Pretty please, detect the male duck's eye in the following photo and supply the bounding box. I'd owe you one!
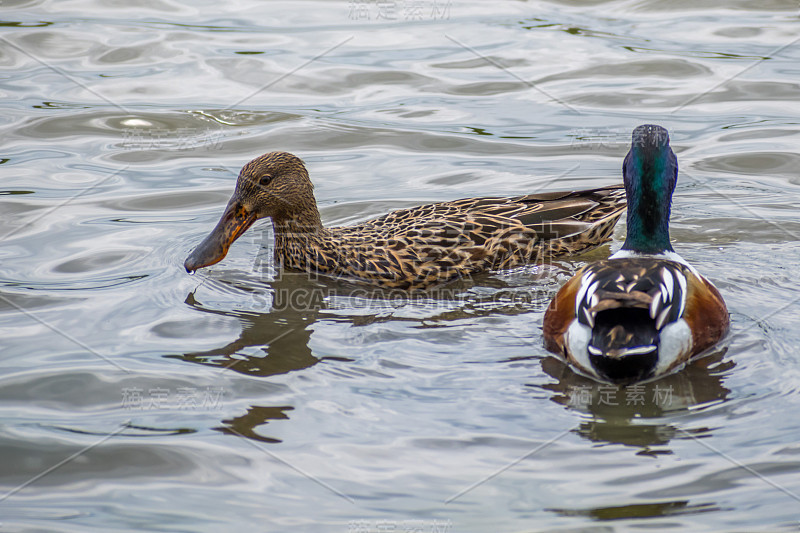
[259,175,273,186]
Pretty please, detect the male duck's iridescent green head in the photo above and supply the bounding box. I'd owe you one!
[620,124,678,255]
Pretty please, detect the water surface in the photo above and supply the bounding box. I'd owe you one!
[1,0,800,531]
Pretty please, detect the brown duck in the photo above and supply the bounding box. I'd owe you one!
[184,152,627,290]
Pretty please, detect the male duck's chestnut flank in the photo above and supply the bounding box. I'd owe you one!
[185,152,627,290]
[543,125,729,384]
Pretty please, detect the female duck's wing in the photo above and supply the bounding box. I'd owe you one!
[357,185,625,243]
[454,185,625,236]
[329,215,533,289]
[324,186,626,289]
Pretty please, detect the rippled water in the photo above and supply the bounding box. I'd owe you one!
[2,0,800,531]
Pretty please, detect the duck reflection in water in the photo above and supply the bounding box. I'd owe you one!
[177,258,559,442]
[540,354,729,523]
[538,348,733,454]
[548,500,721,522]
[176,266,335,377]
[176,265,476,442]
[174,270,332,443]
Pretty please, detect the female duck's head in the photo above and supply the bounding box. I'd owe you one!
[621,125,678,255]
[184,151,320,273]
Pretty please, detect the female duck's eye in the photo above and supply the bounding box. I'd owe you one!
[259,175,273,186]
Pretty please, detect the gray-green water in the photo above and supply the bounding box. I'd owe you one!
[2,1,800,531]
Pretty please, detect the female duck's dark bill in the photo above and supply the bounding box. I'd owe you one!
[184,202,258,273]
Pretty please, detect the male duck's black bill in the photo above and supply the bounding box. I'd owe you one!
[184,201,258,273]
[589,351,657,385]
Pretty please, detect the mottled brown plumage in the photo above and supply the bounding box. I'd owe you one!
[185,151,627,289]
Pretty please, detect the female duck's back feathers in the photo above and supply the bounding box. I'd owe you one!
[185,151,626,289]
[312,187,626,289]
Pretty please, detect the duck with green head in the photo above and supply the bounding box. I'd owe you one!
[185,151,627,290]
[543,124,729,384]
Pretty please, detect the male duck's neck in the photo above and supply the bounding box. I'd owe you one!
[621,157,674,255]
[620,205,672,254]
